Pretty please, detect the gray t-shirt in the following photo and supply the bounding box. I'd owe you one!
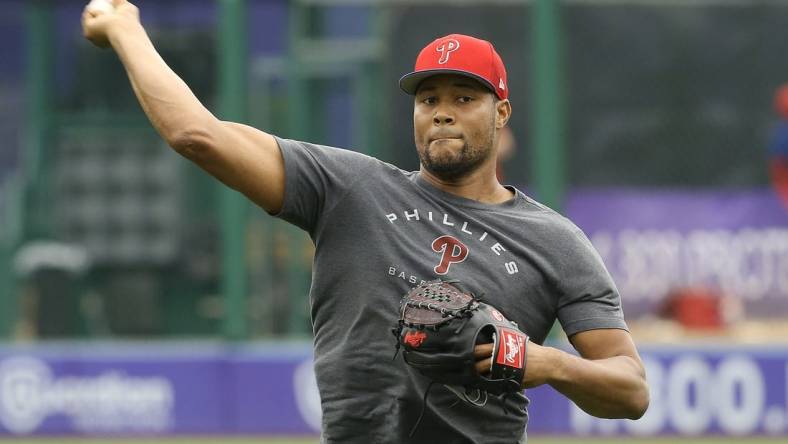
[273,137,628,444]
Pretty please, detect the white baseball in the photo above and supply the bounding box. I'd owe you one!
[86,0,114,14]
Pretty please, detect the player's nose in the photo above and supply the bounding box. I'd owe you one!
[433,111,455,125]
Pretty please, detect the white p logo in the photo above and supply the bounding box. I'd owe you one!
[436,39,460,64]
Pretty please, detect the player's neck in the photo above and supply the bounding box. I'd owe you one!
[419,165,514,204]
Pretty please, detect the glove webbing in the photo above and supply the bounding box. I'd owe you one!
[392,292,477,360]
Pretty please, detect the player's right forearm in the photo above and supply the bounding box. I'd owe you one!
[107,21,219,147]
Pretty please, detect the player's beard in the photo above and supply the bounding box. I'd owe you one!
[419,119,496,182]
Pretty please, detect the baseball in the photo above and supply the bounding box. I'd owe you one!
[86,0,114,14]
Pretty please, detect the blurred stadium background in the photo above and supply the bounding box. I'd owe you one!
[1,0,788,442]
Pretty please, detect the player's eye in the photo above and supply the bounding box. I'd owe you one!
[458,96,473,103]
[422,96,437,105]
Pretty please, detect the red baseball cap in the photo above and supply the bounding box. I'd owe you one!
[399,34,508,100]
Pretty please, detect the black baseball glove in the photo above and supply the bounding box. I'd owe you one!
[393,279,529,396]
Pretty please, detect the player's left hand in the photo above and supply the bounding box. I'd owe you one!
[396,280,528,395]
[474,341,554,389]
[473,343,494,374]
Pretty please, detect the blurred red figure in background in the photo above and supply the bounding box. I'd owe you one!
[769,84,788,208]
[495,126,516,182]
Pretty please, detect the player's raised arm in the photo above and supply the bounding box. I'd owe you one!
[81,0,285,213]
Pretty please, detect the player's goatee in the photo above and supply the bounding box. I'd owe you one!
[420,141,485,180]
[420,128,497,181]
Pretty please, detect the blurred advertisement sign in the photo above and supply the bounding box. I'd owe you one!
[566,189,788,318]
[0,356,173,434]
[0,344,317,436]
[532,347,788,437]
[0,343,784,437]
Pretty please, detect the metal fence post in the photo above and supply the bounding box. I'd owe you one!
[531,0,566,210]
[217,0,249,340]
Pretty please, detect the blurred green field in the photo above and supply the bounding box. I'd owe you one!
[0,437,786,444]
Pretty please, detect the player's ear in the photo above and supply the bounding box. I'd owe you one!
[495,99,511,129]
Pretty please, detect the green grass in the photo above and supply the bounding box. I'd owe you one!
[0,437,785,444]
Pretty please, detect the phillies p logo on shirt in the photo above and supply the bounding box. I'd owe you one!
[431,235,468,274]
[436,39,460,64]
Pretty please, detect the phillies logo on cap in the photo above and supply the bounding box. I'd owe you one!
[436,39,460,64]
[399,33,509,100]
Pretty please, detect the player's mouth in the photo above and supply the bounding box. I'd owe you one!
[429,133,463,144]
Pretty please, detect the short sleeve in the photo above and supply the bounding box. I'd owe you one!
[273,136,377,234]
[554,226,629,338]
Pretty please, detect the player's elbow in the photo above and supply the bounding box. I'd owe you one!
[625,378,650,420]
[168,127,216,161]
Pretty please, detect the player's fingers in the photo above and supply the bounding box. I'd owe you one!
[473,343,493,359]
[475,358,492,375]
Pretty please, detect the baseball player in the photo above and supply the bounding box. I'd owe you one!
[82,1,649,442]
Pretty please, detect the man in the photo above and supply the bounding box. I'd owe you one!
[82,2,648,442]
